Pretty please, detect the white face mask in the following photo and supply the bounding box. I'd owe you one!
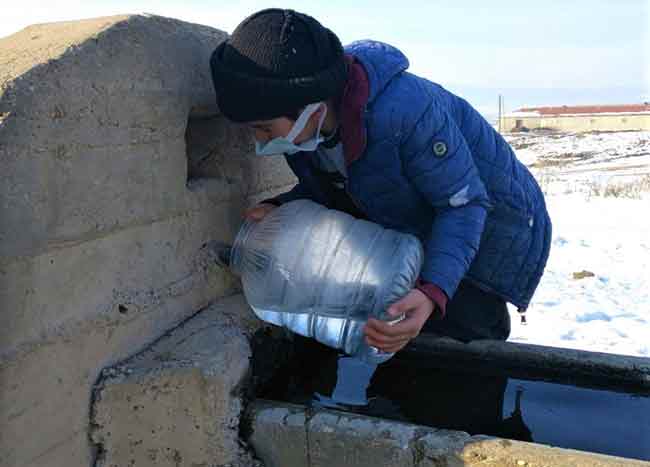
[254,102,327,156]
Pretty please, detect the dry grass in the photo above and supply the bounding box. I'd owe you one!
[535,171,650,200]
[535,170,560,196]
[530,158,571,169]
[529,151,599,170]
[521,130,650,200]
[585,175,650,200]
[510,141,534,150]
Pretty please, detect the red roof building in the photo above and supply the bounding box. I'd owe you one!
[516,104,650,115]
[502,104,650,133]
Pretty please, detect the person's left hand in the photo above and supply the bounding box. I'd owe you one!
[364,288,435,353]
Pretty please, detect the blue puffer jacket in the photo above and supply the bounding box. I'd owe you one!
[272,40,552,309]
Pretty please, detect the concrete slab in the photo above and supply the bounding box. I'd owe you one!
[248,400,650,467]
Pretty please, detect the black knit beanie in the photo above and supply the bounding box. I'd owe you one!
[210,9,348,122]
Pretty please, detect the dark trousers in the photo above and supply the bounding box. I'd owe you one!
[422,280,511,342]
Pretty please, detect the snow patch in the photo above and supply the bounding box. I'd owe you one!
[504,131,650,357]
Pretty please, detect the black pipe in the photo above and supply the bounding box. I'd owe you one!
[402,336,650,391]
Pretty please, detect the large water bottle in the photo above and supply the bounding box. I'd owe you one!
[225,199,424,364]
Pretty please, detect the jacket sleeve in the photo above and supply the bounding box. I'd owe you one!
[400,100,491,299]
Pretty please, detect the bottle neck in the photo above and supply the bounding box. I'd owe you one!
[229,218,256,276]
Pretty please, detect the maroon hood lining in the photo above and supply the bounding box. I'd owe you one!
[339,54,370,165]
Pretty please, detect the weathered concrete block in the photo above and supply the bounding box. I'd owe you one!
[1,302,199,467]
[248,401,649,467]
[410,430,468,467]
[0,14,296,467]
[0,15,217,258]
[1,196,242,354]
[308,411,419,467]
[0,14,296,260]
[90,294,260,467]
[247,401,310,467]
[453,436,650,467]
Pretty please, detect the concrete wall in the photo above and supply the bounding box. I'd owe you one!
[0,15,295,467]
[501,113,650,133]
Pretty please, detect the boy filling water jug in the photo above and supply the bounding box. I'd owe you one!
[223,199,424,365]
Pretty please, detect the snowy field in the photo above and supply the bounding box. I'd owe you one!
[503,130,650,357]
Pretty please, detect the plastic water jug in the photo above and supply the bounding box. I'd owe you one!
[223,199,424,364]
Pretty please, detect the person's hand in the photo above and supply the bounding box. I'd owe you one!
[364,288,434,353]
[245,203,276,221]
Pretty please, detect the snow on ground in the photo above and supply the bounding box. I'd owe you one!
[503,130,650,357]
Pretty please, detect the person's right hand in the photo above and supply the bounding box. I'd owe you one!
[245,203,276,221]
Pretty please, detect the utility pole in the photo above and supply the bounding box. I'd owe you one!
[498,94,503,133]
[499,94,506,133]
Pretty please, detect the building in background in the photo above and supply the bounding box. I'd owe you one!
[500,104,650,133]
